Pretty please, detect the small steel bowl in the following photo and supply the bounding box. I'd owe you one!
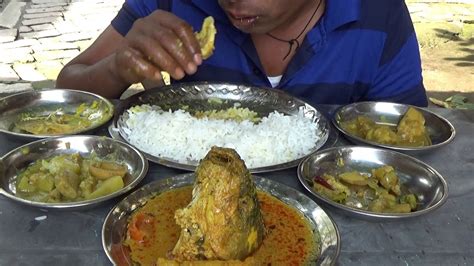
[102,173,341,265]
[0,135,148,209]
[297,146,448,221]
[0,89,114,141]
[332,102,455,153]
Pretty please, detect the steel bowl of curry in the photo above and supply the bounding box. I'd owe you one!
[0,135,148,209]
[0,89,114,141]
[298,146,448,221]
[102,173,341,265]
[332,101,455,153]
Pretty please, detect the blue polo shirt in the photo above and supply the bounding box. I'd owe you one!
[111,0,428,107]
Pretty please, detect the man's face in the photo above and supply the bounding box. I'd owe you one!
[218,0,310,34]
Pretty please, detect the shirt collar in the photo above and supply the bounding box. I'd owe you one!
[323,0,361,32]
[190,0,229,25]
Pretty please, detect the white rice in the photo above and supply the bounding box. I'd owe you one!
[122,104,320,168]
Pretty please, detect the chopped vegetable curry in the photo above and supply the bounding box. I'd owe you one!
[312,165,418,213]
[194,106,261,123]
[124,186,318,265]
[12,101,110,135]
[341,107,431,147]
[16,153,129,202]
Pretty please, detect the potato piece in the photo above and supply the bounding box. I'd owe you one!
[89,162,127,180]
[35,174,54,192]
[386,203,412,213]
[85,176,124,200]
[17,175,36,193]
[79,176,97,198]
[55,170,81,200]
[313,174,350,203]
[372,165,401,195]
[339,171,368,186]
[368,199,386,212]
[397,107,431,146]
[100,161,126,171]
[366,126,399,145]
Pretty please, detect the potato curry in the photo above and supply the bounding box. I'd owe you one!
[341,107,431,147]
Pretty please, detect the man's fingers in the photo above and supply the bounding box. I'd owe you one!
[121,11,205,83]
[150,11,202,65]
[116,47,162,83]
[129,34,185,80]
[151,29,197,75]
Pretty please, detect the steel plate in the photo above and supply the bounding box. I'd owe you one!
[0,89,114,141]
[109,82,330,173]
[0,135,148,209]
[332,101,455,154]
[298,146,448,221]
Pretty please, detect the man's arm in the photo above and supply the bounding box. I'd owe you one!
[57,10,203,98]
[56,26,131,98]
[368,1,428,107]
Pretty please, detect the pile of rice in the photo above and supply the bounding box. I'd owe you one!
[122,104,320,168]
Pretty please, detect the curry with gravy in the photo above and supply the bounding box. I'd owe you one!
[124,186,319,265]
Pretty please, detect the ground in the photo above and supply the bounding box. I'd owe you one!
[0,0,473,106]
[410,0,474,104]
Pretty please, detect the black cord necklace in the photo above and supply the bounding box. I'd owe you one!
[266,0,323,60]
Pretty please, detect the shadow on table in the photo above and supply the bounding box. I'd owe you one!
[434,28,474,68]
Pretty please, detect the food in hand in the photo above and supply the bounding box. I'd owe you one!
[195,16,216,59]
[159,17,217,84]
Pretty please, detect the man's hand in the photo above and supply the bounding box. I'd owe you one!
[113,10,203,84]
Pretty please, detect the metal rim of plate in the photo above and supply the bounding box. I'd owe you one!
[109,82,331,173]
[297,146,449,220]
[102,173,341,265]
[0,88,114,140]
[332,101,456,153]
[0,135,149,209]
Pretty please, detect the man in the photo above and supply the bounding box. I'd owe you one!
[56,0,428,106]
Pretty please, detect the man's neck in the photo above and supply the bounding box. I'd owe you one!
[266,0,325,41]
[249,0,326,76]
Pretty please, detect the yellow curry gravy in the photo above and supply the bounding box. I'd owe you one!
[124,186,319,265]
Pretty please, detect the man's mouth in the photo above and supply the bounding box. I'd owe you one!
[227,12,259,29]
